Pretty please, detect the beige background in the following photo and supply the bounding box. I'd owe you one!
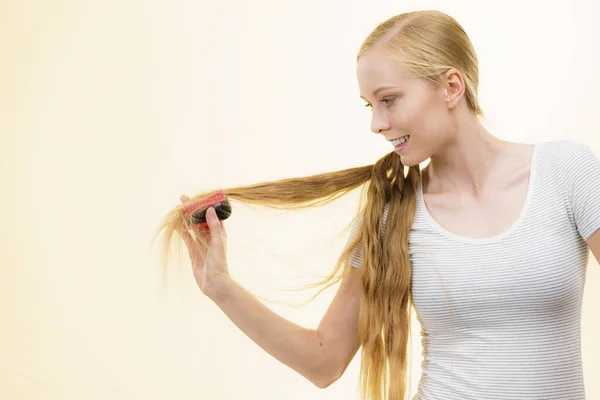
[2,0,599,399]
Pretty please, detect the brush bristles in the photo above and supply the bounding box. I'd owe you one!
[182,189,225,215]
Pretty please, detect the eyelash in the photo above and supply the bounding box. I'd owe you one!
[364,97,396,111]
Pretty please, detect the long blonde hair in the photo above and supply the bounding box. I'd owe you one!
[153,10,483,400]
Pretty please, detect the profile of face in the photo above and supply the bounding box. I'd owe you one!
[356,48,461,167]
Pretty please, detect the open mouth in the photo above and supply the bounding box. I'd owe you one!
[392,135,410,151]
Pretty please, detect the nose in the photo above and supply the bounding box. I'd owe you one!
[370,109,391,134]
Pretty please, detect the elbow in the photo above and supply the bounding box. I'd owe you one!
[307,330,347,389]
[314,376,337,389]
[313,375,337,389]
[310,361,342,389]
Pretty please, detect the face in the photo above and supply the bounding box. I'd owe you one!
[356,48,458,166]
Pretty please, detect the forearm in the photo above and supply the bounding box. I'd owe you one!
[208,277,335,388]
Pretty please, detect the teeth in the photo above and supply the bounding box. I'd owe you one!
[391,136,409,146]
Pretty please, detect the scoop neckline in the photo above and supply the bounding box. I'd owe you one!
[417,142,540,245]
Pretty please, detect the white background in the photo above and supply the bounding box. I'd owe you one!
[1,0,599,399]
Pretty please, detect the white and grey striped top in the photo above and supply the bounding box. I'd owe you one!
[346,140,600,399]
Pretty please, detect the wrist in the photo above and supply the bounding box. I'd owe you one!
[204,274,234,302]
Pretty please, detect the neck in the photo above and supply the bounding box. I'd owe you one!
[423,114,511,198]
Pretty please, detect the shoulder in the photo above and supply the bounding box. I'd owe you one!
[535,139,598,177]
[541,138,600,205]
[562,139,599,163]
[540,138,597,161]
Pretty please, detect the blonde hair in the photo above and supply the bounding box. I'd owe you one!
[153,10,483,400]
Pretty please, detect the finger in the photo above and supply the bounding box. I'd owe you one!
[206,207,223,247]
[180,227,207,263]
[177,219,198,243]
[189,220,211,236]
[176,195,189,210]
[176,225,193,246]
[191,227,211,247]
[220,220,227,238]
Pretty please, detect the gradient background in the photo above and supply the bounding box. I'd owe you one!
[2,0,599,399]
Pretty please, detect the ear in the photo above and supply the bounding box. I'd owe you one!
[441,68,465,110]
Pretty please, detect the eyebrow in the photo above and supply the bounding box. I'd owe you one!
[360,86,399,101]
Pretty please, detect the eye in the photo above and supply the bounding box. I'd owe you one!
[363,97,396,111]
[380,97,396,106]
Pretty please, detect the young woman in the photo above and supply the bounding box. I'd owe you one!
[158,10,600,400]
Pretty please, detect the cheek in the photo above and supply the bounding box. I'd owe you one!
[393,99,424,128]
[419,101,450,137]
[423,109,448,135]
[395,97,439,134]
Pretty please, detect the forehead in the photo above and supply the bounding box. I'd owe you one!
[356,51,410,82]
[356,50,413,91]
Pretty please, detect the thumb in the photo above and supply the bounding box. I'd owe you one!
[207,207,223,246]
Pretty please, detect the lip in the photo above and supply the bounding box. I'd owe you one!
[395,137,409,153]
[387,135,409,142]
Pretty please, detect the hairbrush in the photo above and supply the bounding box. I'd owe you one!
[181,189,232,231]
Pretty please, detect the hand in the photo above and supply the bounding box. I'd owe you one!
[177,195,230,297]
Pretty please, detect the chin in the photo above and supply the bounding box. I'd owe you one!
[399,153,428,168]
[399,155,418,167]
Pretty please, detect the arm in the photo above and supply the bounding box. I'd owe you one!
[209,265,362,388]
[587,229,600,264]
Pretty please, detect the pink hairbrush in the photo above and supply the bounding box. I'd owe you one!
[182,189,232,231]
